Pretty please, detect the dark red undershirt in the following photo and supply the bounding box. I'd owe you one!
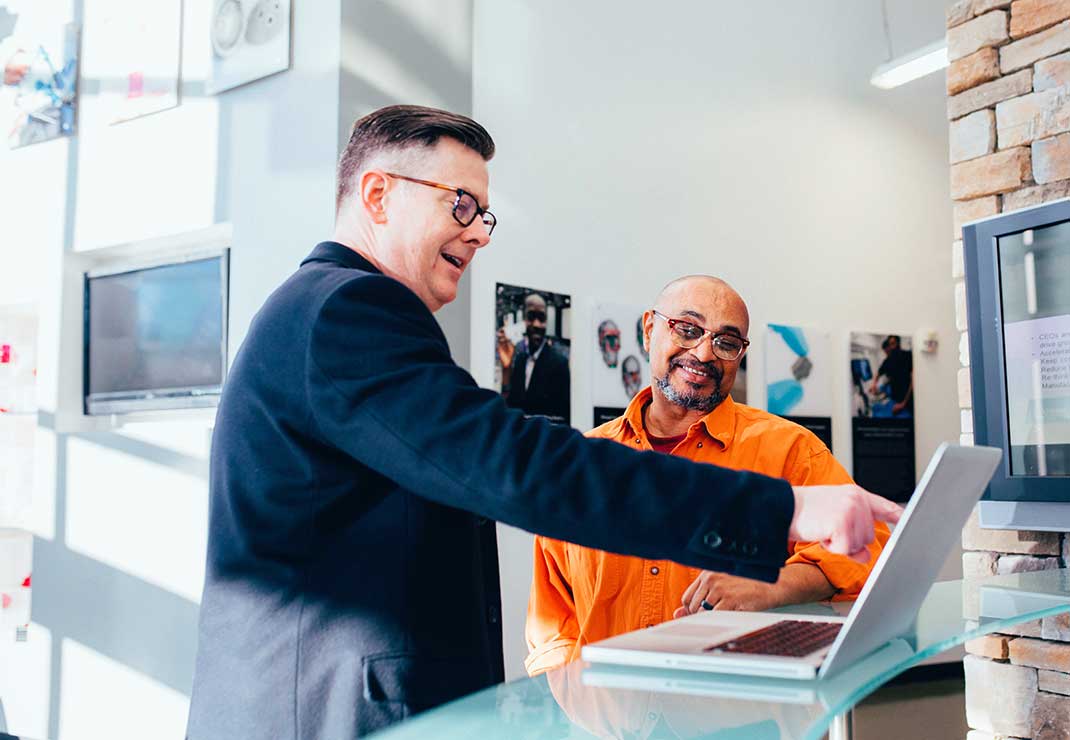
[646,431,686,455]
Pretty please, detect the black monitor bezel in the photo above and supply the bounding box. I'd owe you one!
[964,197,1070,501]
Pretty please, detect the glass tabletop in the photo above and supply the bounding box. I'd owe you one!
[370,569,1070,740]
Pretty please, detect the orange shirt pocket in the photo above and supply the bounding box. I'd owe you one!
[565,543,624,606]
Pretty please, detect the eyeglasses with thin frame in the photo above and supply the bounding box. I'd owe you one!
[385,173,497,235]
[651,310,750,361]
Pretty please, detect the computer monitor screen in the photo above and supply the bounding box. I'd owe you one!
[84,253,228,414]
[997,221,1070,477]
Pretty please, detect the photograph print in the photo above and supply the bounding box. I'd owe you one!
[495,283,571,425]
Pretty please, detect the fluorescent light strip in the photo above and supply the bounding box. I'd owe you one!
[870,40,949,89]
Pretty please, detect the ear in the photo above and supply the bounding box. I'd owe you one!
[642,310,655,352]
[358,170,390,225]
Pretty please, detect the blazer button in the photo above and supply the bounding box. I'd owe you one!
[703,531,722,549]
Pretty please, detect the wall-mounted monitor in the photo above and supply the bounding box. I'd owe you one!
[963,198,1070,531]
[83,249,229,416]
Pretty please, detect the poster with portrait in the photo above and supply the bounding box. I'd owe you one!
[84,0,181,124]
[764,324,833,450]
[207,0,291,94]
[849,332,916,502]
[0,4,78,149]
[591,303,650,427]
[495,283,571,425]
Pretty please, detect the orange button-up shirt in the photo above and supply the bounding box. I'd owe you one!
[524,388,890,676]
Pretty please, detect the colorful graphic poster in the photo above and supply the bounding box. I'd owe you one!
[592,303,650,426]
[208,0,291,94]
[765,324,833,450]
[850,332,916,503]
[85,0,181,124]
[0,5,78,148]
[495,283,571,425]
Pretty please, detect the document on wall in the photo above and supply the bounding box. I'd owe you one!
[1002,313,1070,476]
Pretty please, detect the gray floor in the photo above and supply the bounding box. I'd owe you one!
[851,678,968,740]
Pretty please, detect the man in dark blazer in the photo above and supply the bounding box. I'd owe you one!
[187,105,900,739]
[500,293,571,423]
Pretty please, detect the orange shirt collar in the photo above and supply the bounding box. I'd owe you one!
[620,386,738,450]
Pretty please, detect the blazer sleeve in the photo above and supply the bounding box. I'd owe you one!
[305,274,795,581]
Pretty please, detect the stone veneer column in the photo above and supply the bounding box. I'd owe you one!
[947,1,1070,738]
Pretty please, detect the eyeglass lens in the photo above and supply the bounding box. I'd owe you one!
[453,192,496,235]
[670,322,744,360]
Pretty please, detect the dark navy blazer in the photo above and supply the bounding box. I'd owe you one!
[186,242,794,739]
[505,339,570,423]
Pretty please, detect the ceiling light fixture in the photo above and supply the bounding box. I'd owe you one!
[870,39,949,89]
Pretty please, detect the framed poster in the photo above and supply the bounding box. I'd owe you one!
[850,332,916,502]
[0,5,78,148]
[591,303,650,426]
[495,283,571,425]
[765,323,834,450]
[86,0,181,124]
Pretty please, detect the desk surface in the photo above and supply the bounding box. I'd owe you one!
[371,570,1070,740]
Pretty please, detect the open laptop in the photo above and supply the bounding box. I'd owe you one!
[581,443,1002,680]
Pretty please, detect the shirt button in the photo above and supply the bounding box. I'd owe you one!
[697,442,703,448]
[635,438,641,444]
[650,566,660,575]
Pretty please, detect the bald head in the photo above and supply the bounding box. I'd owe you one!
[642,274,749,417]
[524,293,547,312]
[653,275,750,338]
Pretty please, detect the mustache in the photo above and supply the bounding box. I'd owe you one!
[671,356,723,383]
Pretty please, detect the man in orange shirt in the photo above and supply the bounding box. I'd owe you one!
[525,275,891,676]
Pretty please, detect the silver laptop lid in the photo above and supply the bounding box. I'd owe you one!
[819,443,1002,677]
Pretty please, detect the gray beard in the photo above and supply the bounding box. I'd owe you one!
[654,373,726,413]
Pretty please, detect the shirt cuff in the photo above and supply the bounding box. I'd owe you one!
[524,639,577,677]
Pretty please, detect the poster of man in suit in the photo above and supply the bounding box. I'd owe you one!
[495,283,571,425]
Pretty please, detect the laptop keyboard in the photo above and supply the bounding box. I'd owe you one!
[704,620,842,658]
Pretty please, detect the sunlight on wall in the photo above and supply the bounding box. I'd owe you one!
[65,436,208,603]
[0,623,52,738]
[58,637,188,740]
[22,425,57,541]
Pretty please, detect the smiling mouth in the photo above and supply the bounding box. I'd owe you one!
[673,362,718,384]
[441,252,465,269]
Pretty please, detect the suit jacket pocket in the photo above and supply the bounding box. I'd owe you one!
[362,652,492,713]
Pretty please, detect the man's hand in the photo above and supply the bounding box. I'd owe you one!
[496,327,515,370]
[673,571,781,618]
[791,485,901,563]
[892,401,907,415]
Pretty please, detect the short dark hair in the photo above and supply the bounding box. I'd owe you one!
[881,335,901,350]
[335,105,495,212]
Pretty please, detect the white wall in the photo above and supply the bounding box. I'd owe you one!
[471,0,962,679]
[0,0,341,736]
